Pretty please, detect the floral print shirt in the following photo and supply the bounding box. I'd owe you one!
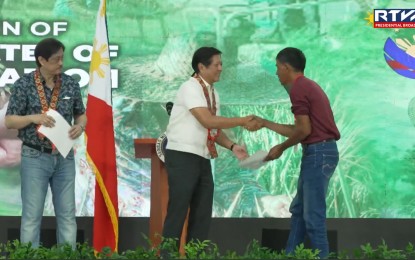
[6,71,85,148]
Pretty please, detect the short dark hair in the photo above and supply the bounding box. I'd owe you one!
[34,38,65,67]
[191,47,222,74]
[276,47,306,72]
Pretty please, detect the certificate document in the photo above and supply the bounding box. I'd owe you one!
[239,150,268,169]
[38,109,75,158]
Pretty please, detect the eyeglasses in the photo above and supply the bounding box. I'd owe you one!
[47,55,64,64]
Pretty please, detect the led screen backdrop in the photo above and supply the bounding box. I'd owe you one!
[0,0,414,218]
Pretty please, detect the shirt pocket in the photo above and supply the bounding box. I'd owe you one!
[58,96,74,119]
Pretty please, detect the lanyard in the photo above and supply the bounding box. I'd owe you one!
[194,74,220,158]
[34,69,61,143]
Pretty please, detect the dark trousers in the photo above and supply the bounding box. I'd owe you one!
[162,149,214,244]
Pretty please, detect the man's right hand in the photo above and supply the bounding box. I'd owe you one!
[244,115,263,131]
[32,113,56,128]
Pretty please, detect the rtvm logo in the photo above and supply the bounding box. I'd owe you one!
[374,9,415,28]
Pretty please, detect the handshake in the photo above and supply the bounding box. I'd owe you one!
[243,115,264,132]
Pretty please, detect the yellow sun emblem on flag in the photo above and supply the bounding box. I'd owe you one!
[364,11,374,26]
[89,39,110,84]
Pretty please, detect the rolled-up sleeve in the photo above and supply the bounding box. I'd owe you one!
[72,81,85,116]
[290,86,309,116]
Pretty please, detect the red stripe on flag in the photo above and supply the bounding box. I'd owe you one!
[86,94,118,252]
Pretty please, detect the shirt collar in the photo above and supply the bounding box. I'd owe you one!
[293,74,304,84]
[37,70,59,84]
[199,76,212,89]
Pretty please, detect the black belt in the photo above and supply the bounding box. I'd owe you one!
[23,142,55,154]
[302,138,335,149]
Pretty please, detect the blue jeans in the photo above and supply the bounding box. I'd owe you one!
[285,141,339,259]
[20,145,77,248]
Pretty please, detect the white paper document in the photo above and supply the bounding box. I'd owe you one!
[38,109,74,158]
[239,150,269,169]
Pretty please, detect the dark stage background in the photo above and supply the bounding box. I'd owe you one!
[0,217,413,254]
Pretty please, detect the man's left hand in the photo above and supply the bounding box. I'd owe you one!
[69,124,84,140]
[264,144,284,161]
[232,144,249,160]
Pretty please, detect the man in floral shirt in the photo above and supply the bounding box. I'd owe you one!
[5,38,87,248]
